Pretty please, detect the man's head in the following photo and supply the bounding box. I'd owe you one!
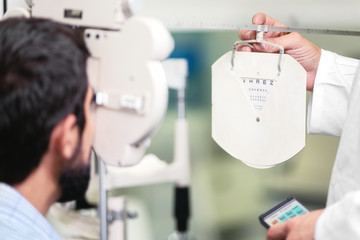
[0,17,93,201]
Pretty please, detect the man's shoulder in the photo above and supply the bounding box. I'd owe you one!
[0,219,60,240]
[0,220,39,240]
[0,183,62,240]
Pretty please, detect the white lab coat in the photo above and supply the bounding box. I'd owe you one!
[308,49,360,239]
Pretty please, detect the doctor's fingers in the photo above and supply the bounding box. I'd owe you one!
[252,12,286,28]
[236,45,252,52]
[253,13,288,39]
[238,12,288,41]
[266,222,289,240]
[240,32,305,54]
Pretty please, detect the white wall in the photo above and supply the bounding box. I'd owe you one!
[7,0,26,9]
[4,0,360,30]
[138,0,360,29]
[0,0,4,19]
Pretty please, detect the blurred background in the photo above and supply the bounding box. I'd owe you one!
[3,0,360,239]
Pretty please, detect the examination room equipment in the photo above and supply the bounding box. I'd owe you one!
[3,0,191,239]
[3,0,360,239]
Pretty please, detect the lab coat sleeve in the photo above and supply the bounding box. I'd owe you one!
[315,191,360,239]
[307,49,359,136]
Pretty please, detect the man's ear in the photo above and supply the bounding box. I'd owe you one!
[49,114,79,160]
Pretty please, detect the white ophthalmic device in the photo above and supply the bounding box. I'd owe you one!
[3,1,191,240]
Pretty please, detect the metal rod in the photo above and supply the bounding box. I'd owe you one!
[177,88,185,119]
[3,0,7,15]
[168,232,189,240]
[177,232,188,240]
[97,155,108,240]
[165,21,360,37]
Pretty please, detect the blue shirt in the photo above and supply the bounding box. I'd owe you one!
[0,183,62,240]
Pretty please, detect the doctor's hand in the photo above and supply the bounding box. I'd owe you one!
[238,13,321,92]
[266,209,324,240]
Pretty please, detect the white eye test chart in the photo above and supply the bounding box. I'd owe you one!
[167,21,360,168]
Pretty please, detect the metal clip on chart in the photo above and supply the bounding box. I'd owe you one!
[231,26,284,76]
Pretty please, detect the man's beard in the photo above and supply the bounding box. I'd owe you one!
[57,141,91,203]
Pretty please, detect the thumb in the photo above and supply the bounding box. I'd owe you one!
[266,223,288,240]
[253,13,288,39]
[253,12,286,28]
[252,13,267,25]
[239,13,285,41]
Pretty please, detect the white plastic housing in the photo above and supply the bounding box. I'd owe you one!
[31,0,128,29]
[86,16,174,166]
